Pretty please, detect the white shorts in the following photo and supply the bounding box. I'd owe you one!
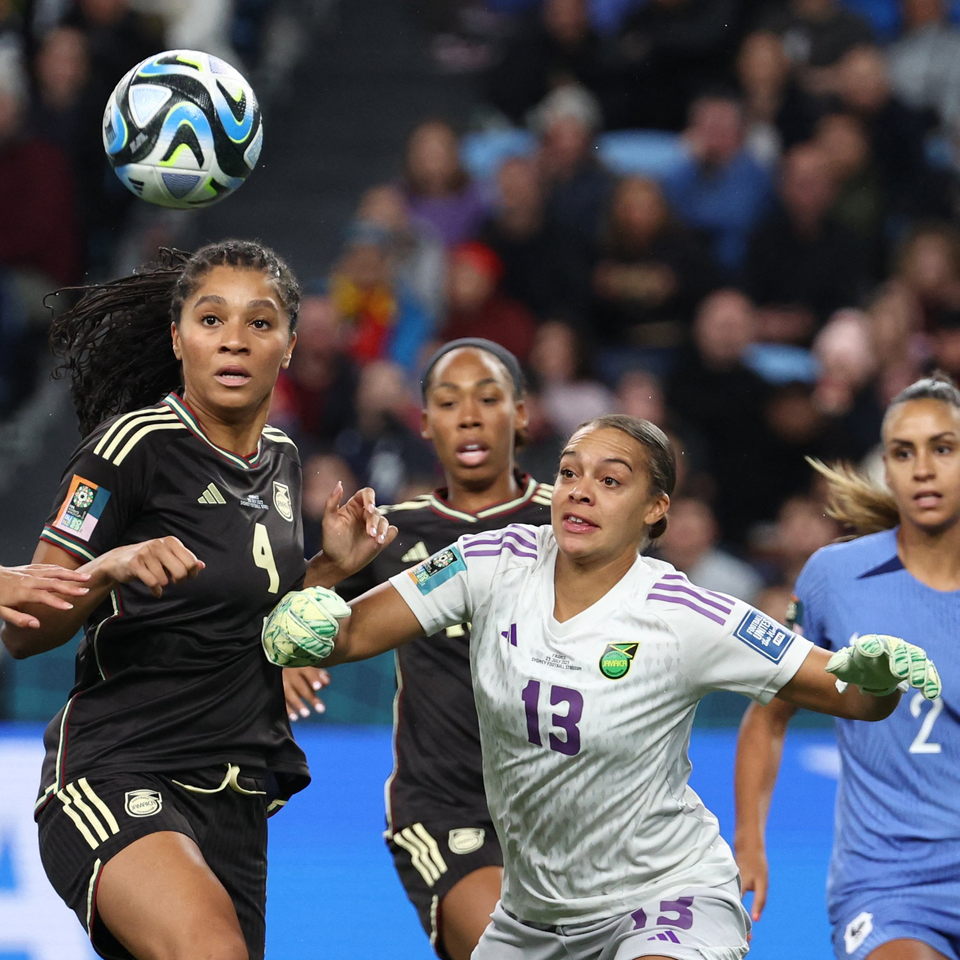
[472,880,749,960]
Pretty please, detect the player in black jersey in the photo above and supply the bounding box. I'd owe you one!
[284,338,553,960]
[0,241,394,960]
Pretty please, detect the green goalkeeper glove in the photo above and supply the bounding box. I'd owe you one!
[825,634,941,700]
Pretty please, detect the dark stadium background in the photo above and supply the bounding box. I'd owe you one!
[3,0,955,954]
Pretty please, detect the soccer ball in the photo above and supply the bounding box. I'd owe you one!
[102,49,263,209]
[262,587,351,668]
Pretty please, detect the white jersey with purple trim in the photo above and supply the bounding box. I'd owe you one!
[390,523,813,925]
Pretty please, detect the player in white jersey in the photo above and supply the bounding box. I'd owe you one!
[0,564,90,628]
[296,414,939,960]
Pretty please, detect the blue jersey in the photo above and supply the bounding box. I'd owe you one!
[794,528,960,908]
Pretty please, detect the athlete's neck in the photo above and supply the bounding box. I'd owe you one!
[444,469,522,515]
[180,389,270,457]
[897,521,960,591]
[552,549,636,622]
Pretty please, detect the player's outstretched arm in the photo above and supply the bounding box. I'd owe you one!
[775,645,903,719]
[0,563,91,629]
[320,582,426,666]
[733,698,798,922]
[2,538,203,659]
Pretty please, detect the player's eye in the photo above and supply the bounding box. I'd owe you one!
[936,443,954,455]
[559,467,575,479]
[200,314,221,326]
[250,318,271,329]
[602,476,620,487]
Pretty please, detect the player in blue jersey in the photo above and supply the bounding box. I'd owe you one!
[735,373,960,960]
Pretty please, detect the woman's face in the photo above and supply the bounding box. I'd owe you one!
[172,265,295,420]
[552,426,668,565]
[883,399,960,533]
[407,122,460,193]
[422,348,526,492]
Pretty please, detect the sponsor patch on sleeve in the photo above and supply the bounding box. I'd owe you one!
[785,595,804,634]
[407,546,467,595]
[52,475,111,542]
[734,609,795,663]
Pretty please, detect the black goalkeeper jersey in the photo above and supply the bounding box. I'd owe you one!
[34,393,310,812]
[346,474,552,831]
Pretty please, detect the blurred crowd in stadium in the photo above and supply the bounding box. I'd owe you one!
[5,0,960,633]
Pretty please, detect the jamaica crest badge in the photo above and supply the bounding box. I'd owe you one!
[599,643,639,680]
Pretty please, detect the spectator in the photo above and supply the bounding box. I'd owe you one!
[663,90,773,276]
[485,0,611,126]
[736,29,820,167]
[527,320,614,437]
[893,221,960,331]
[812,308,883,458]
[616,367,667,424]
[531,84,613,244]
[591,175,718,374]
[657,497,764,603]
[401,118,488,247]
[0,49,81,291]
[833,43,933,219]
[329,220,433,375]
[744,141,868,342]
[666,288,772,543]
[887,0,960,130]
[614,0,741,132]
[516,387,565,483]
[301,451,359,557]
[269,285,359,446]
[334,360,437,504]
[863,281,926,403]
[813,110,886,271]
[477,154,586,317]
[440,240,538,360]
[62,0,159,102]
[749,493,840,617]
[757,0,874,95]
[357,183,447,326]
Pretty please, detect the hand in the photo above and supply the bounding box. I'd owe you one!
[283,666,331,721]
[826,634,941,700]
[310,483,398,583]
[97,537,205,598]
[735,842,769,923]
[0,564,91,629]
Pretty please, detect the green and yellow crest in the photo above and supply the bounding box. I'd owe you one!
[599,642,639,680]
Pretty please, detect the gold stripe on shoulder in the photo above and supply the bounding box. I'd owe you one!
[93,406,171,457]
[99,411,179,461]
[263,426,297,447]
[111,422,187,466]
[382,497,432,515]
[533,496,552,506]
[536,482,554,493]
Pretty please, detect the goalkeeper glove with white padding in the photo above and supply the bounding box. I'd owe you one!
[825,634,941,700]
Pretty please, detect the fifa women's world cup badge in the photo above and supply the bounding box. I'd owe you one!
[599,643,639,679]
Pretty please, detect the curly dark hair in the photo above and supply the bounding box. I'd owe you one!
[50,239,300,437]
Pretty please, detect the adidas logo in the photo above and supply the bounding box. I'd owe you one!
[401,541,429,563]
[198,483,226,505]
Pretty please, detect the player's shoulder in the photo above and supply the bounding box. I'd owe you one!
[260,423,301,464]
[802,529,899,582]
[381,493,434,520]
[82,398,187,467]
[461,522,548,568]
[639,558,744,629]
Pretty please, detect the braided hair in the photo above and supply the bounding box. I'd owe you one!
[50,240,300,437]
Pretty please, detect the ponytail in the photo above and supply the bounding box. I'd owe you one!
[50,240,300,437]
[807,457,899,537]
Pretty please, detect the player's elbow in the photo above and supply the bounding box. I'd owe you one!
[841,690,900,722]
[1,625,33,659]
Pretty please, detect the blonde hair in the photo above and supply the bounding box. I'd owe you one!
[807,457,898,537]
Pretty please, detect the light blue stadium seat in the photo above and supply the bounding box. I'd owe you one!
[460,129,536,182]
[597,129,685,180]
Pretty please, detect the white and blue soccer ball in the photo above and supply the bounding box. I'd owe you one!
[102,49,263,209]
[262,587,351,668]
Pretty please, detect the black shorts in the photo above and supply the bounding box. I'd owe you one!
[386,816,503,959]
[36,764,270,960]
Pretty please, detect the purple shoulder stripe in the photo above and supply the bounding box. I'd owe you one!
[651,580,734,614]
[648,592,727,626]
[463,542,538,560]
[464,527,538,552]
[660,573,734,605]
